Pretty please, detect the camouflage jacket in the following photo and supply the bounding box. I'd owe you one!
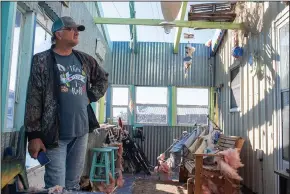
[24,46,109,148]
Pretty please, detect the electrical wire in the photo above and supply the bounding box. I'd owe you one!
[150,2,160,40]
[155,2,166,42]
[112,2,131,34]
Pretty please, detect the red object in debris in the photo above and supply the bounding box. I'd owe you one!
[118,117,123,129]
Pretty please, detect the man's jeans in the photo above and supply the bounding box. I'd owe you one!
[44,133,88,190]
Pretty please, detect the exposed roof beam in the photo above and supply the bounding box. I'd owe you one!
[94,17,244,30]
[129,1,137,53]
[174,2,188,54]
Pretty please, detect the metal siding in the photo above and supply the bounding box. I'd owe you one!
[111,41,212,87]
[84,2,103,35]
[64,2,110,67]
[1,132,19,158]
[37,2,61,21]
[214,2,287,194]
[124,125,197,166]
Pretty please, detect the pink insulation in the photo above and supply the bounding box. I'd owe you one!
[96,173,116,194]
[218,159,243,181]
[116,170,124,187]
[219,148,244,169]
[48,185,63,194]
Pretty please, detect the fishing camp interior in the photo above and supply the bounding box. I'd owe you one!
[1,1,289,194]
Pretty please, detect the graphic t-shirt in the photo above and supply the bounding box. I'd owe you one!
[54,52,89,139]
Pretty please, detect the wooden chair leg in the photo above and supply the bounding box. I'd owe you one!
[187,177,194,194]
[179,165,188,183]
[194,155,203,194]
[224,178,239,194]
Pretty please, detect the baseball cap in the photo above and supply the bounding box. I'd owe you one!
[51,16,85,33]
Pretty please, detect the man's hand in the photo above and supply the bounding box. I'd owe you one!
[28,138,46,159]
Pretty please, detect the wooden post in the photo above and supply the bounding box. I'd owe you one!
[194,155,203,194]
[173,2,188,53]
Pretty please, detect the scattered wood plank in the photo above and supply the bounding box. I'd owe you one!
[188,2,237,22]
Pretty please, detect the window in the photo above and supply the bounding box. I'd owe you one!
[135,87,167,124]
[34,23,52,54]
[112,87,129,123]
[25,13,53,170]
[177,88,209,125]
[230,66,241,111]
[279,21,289,163]
[6,9,23,129]
[281,90,289,162]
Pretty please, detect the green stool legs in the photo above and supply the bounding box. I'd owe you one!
[89,152,97,180]
[104,152,110,184]
[89,148,113,185]
[110,149,115,180]
[105,146,119,179]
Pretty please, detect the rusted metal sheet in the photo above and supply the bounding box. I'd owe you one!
[111,41,213,87]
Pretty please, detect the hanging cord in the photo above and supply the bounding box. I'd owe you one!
[207,115,222,132]
[163,138,180,155]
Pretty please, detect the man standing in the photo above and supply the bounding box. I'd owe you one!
[24,16,109,190]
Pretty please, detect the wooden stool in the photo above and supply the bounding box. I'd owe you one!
[104,146,119,179]
[90,147,113,184]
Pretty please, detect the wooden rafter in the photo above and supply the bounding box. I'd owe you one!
[173,2,188,54]
[129,1,137,53]
[94,17,245,30]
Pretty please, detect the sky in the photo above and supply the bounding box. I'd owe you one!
[101,2,212,117]
[101,2,217,43]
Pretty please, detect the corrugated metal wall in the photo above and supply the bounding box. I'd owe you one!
[214,2,287,194]
[61,2,111,69]
[123,125,197,166]
[83,2,104,39]
[111,41,213,87]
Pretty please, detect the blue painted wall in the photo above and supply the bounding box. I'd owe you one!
[1,2,16,131]
[14,12,36,132]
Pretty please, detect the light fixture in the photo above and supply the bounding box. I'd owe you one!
[160,2,182,22]
[159,21,175,34]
